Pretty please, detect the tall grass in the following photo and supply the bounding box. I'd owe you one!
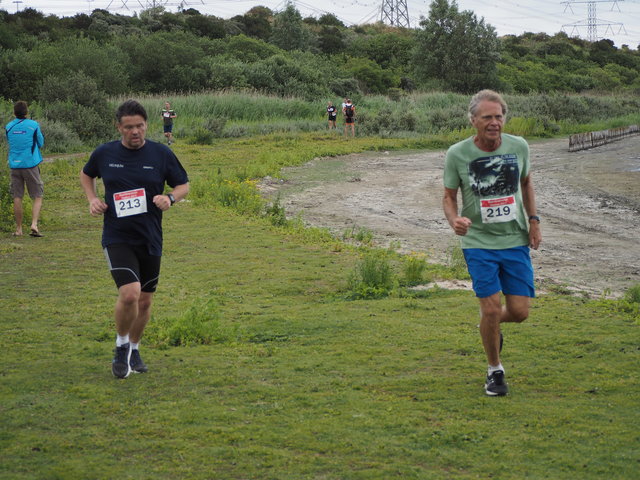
[109,90,640,142]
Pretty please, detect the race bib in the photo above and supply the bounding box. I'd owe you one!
[163,112,170,117]
[480,195,517,223]
[114,188,147,218]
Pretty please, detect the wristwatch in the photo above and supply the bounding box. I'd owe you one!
[528,215,540,223]
[167,193,175,206]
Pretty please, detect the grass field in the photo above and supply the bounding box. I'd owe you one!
[1,133,639,479]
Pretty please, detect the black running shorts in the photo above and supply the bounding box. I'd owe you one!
[103,244,161,292]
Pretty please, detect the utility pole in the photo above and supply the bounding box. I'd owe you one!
[380,0,410,28]
[561,0,626,42]
[12,0,22,13]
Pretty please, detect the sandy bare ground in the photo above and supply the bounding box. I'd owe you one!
[260,136,640,297]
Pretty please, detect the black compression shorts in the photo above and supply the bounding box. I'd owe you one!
[104,244,161,292]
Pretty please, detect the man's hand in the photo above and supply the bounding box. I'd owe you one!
[153,194,172,211]
[451,216,472,236]
[529,221,542,250]
[89,197,108,216]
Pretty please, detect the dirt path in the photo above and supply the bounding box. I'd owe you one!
[261,136,640,297]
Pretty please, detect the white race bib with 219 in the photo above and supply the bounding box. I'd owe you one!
[114,188,147,218]
[480,195,517,223]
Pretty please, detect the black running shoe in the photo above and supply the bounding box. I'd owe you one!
[485,370,508,396]
[112,343,131,379]
[129,349,148,373]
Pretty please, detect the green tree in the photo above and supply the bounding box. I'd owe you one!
[114,31,210,93]
[235,6,273,40]
[413,0,500,93]
[350,31,414,70]
[270,3,315,52]
[346,57,398,94]
[185,13,226,39]
[318,13,345,27]
[318,25,345,55]
[226,34,282,63]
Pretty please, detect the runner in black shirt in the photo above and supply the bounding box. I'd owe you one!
[327,101,337,129]
[80,100,189,379]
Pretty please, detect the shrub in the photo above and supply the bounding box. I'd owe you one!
[624,284,640,304]
[191,176,264,216]
[147,298,240,347]
[37,119,83,153]
[402,252,428,286]
[387,87,404,101]
[328,77,361,97]
[343,225,373,245]
[265,194,287,226]
[203,117,227,137]
[38,72,112,142]
[189,127,214,145]
[347,250,397,299]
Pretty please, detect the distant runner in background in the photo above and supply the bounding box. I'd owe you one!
[443,89,542,397]
[343,99,356,137]
[161,101,177,145]
[327,101,337,129]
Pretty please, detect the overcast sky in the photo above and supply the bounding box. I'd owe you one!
[4,0,639,47]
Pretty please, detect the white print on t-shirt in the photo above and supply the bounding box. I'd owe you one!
[114,188,147,218]
[480,195,517,223]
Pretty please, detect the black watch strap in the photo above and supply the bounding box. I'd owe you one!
[529,215,540,223]
[167,193,175,205]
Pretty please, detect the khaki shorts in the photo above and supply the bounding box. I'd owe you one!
[10,166,44,199]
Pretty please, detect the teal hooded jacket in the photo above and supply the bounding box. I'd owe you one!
[5,118,45,169]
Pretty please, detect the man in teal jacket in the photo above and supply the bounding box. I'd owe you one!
[5,101,45,237]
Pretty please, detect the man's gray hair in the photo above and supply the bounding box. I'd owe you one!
[468,89,508,122]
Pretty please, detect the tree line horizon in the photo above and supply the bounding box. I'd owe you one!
[0,0,637,102]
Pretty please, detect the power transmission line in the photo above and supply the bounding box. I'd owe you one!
[561,0,627,41]
[105,0,203,12]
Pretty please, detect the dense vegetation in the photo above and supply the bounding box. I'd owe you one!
[1,0,639,148]
[1,0,638,101]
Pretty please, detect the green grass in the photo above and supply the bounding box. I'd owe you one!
[1,134,639,479]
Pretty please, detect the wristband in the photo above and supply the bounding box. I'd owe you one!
[167,193,175,206]
[528,215,540,223]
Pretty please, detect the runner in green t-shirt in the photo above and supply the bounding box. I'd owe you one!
[443,89,542,396]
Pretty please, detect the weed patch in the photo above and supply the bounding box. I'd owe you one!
[146,297,242,347]
[346,249,397,299]
[401,252,429,286]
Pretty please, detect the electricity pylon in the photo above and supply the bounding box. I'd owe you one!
[380,0,410,28]
[561,0,626,42]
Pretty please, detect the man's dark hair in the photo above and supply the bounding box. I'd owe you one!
[115,99,148,123]
[14,101,28,119]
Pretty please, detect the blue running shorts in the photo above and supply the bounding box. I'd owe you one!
[463,246,535,299]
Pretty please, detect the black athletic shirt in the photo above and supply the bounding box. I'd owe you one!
[83,140,188,256]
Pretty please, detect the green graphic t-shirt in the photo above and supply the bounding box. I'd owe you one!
[443,134,531,249]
